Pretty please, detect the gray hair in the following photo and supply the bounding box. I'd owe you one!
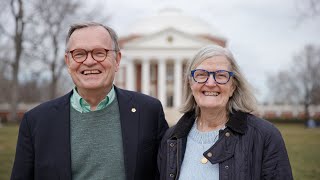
[65,22,120,52]
[180,45,257,116]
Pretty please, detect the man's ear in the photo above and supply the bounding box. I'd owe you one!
[115,51,122,72]
[64,53,71,73]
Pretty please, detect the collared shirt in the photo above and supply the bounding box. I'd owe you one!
[70,86,115,113]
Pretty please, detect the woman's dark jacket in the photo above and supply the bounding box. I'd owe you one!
[157,110,293,180]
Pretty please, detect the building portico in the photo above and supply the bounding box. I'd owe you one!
[117,56,189,107]
[115,8,227,108]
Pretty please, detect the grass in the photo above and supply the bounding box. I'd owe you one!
[0,123,319,179]
[277,124,320,180]
[0,124,18,180]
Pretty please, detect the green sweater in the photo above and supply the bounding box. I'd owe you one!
[70,98,125,180]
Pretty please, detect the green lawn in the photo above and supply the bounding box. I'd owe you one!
[0,124,18,180]
[277,124,320,180]
[0,123,319,179]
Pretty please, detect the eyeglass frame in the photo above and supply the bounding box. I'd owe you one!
[67,48,116,63]
[190,69,234,84]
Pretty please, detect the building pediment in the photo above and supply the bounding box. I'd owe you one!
[122,28,218,49]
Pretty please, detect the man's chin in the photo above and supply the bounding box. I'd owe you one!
[77,84,105,90]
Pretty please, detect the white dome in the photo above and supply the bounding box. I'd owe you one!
[129,8,224,38]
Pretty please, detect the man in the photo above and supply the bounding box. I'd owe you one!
[11,22,169,180]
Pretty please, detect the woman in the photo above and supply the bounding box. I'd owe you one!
[157,45,293,180]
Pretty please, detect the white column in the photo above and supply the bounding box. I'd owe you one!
[158,60,167,107]
[142,59,150,95]
[126,59,135,91]
[174,59,182,108]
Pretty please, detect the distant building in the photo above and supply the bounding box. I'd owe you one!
[114,8,227,108]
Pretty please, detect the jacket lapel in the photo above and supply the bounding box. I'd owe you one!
[52,92,72,179]
[115,87,140,179]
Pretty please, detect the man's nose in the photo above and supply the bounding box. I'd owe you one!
[83,53,97,65]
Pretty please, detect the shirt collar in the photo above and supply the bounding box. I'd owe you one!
[70,86,115,113]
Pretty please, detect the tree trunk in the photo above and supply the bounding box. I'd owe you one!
[9,63,19,121]
[50,71,57,99]
[49,34,59,99]
[9,0,24,122]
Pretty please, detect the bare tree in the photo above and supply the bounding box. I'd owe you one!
[295,0,320,26]
[297,0,320,18]
[31,0,110,99]
[0,0,36,121]
[8,0,25,121]
[18,72,42,102]
[268,44,320,120]
[0,0,111,121]
[31,0,81,99]
[0,59,11,103]
[0,1,13,105]
[0,42,11,103]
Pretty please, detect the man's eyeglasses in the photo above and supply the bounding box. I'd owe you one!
[191,69,234,84]
[68,48,116,63]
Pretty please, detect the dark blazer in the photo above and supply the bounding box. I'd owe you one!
[11,86,169,180]
[158,110,293,180]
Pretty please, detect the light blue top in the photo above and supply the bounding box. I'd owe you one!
[70,86,115,113]
[179,121,225,180]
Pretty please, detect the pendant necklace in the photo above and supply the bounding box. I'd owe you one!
[200,130,219,164]
[201,156,208,164]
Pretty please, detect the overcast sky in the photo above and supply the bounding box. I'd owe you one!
[94,0,319,102]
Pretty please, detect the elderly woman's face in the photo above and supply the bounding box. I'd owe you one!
[190,56,235,111]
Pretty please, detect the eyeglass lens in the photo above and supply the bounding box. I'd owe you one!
[71,48,108,62]
[193,69,231,84]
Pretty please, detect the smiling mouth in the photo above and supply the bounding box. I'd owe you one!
[82,70,101,75]
[203,91,219,96]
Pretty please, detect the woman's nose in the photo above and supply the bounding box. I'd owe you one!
[205,74,217,86]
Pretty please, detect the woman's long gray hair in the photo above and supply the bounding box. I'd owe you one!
[180,45,257,116]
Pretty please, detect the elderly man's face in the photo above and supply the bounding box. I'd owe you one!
[190,56,235,112]
[65,26,120,94]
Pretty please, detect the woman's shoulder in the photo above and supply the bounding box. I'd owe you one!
[246,113,283,140]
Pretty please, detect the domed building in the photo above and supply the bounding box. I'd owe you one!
[114,8,227,108]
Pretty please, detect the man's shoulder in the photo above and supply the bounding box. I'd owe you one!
[115,87,161,104]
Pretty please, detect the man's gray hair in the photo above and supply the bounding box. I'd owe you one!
[65,22,120,52]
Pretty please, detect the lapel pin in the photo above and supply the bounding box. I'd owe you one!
[131,108,136,112]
